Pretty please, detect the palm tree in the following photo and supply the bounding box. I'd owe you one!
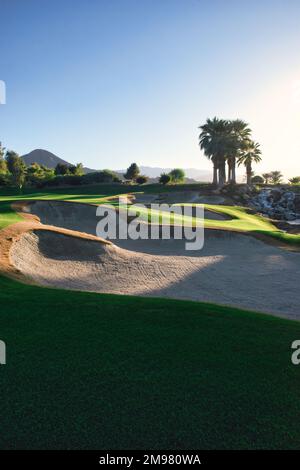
[262,172,272,184]
[227,120,252,184]
[289,176,300,185]
[238,141,262,185]
[199,117,230,186]
[269,171,283,185]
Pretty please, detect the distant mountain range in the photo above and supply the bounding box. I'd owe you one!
[21,149,214,181]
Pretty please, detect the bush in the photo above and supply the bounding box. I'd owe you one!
[41,175,83,187]
[0,173,10,186]
[159,173,171,185]
[169,168,185,183]
[251,175,264,184]
[41,169,122,188]
[136,175,148,185]
[82,170,121,184]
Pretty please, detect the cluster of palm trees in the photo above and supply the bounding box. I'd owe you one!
[199,117,262,186]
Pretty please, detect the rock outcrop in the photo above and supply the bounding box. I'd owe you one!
[250,188,300,221]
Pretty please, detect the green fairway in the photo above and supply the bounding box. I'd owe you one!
[0,274,300,449]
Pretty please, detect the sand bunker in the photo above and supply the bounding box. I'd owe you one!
[23,200,230,242]
[10,210,300,319]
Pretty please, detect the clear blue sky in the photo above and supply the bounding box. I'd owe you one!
[1,0,300,176]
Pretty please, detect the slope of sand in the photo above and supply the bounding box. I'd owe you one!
[10,221,300,319]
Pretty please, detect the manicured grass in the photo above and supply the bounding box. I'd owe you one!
[132,203,300,247]
[0,274,300,449]
[202,204,300,246]
[0,202,22,230]
[0,184,133,205]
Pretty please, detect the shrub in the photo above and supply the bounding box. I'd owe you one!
[136,175,148,185]
[0,173,10,186]
[251,175,264,184]
[82,170,121,184]
[169,168,185,183]
[159,173,171,185]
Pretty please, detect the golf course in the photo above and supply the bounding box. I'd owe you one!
[1,183,300,449]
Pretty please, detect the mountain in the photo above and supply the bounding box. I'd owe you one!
[21,149,95,173]
[22,149,69,168]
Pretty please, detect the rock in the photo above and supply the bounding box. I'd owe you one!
[250,188,300,221]
[270,189,283,203]
[294,195,300,212]
[285,212,297,221]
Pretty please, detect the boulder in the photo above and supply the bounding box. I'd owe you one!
[250,188,300,221]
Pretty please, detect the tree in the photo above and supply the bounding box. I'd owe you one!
[199,117,230,185]
[97,169,120,183]
[55,163,69,175]
[26,162,43,184]
[251,175,264,184]
[289,176,300,185]
[136,175,149,185]
[269,171,283,185]
[159,173,171,185]
[5,151,27,190]
[262,172,272,184]
[199,117,258,186]
[238,141,262,185]
[26,162,55,186]
[169,168,185,183]
[69,163,84,176]
[0,142,7,174]
[124,163,140,181]
[227,120,252,184]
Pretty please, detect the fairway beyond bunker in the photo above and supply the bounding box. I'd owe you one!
[8,199,300,319]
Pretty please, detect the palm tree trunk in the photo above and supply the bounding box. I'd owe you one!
[246,163,252,185]
[218,160,226,187]
[228,161,232,183]
[232,159,236,184]
[213,161,218,185]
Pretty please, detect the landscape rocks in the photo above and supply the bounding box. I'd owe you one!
[250,187,300,221]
